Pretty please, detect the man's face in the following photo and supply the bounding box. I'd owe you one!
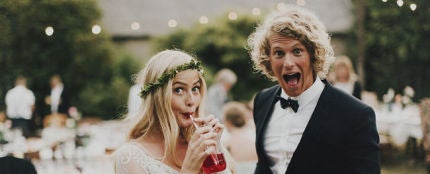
[268,34,315,97]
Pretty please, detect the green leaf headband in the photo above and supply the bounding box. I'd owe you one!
[140,59,204,98]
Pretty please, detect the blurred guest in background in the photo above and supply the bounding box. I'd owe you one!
[206,68,237,122]
[0,111,8,125]
[420,98,430,173]
[0,111,12,131]
[247,5,380,173]
[127,83,143,118]
[222,101,257,174]
[329,55,362,99]
[46,75,70,115]
[5,76,35,137]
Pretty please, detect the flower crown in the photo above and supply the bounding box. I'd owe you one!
[140,59,204,98]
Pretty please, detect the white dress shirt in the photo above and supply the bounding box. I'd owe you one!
[51,84,63,113]
[264,78,325,174]
[5,85,35,119]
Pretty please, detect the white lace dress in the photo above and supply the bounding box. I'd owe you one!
[114,142,179,174]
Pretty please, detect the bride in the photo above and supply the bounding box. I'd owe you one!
[113,50,233,174]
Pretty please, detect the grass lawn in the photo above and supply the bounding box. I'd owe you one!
[381,143,427,174]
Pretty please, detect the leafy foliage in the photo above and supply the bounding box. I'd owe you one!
[348,0,430,100]
[0,0,139,119]
[152,13,275,101]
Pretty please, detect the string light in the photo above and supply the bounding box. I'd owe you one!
[199,16,208,24]
[228,12,238,20]
[91,25,101,35]
[382,0,387,2]
[131,22,140,30]
[410,3,417,11]
[397,0,404,7]
[168,19,177,28]
[45,26,54,36]
[252,8,261,16]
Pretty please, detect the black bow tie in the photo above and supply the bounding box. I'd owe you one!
[276,96,299,113]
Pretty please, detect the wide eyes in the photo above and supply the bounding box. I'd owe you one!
[273,50,285,58]
[192,86,200,92]
[271,48,304,58]
[174,87,184,94]
[292,48,303,56]
[173,85,200,95]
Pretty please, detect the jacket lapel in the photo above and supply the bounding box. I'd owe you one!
[286,81,332,173]
[256,86,282,166]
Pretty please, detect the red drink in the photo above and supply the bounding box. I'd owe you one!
[202,153,226,173]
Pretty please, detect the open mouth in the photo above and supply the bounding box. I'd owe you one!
[283,73,301,86]
[182,112,194,119]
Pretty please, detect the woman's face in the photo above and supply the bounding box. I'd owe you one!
[171,70,202,128]
[335,64,349,82]
[269,34,315,97]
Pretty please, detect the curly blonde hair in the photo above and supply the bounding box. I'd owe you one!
[247,5,334,80]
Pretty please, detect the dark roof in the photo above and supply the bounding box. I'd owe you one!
[98,0,353,36]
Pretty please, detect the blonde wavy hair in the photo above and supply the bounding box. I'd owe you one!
[247,5,334,80]
[128,50,207,164]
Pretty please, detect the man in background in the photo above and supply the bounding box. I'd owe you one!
[46,75,70,115]
[5,76,35,137]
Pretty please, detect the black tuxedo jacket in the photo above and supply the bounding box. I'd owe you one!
[0,156,37,174]
[58,87,70,114]
[253,80,380,174]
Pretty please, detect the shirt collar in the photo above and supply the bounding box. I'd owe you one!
[281,77,325,110]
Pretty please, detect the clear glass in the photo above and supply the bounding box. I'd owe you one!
[201,138,226,174]
[188,114,227,174]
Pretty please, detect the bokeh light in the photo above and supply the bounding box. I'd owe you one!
[92,25,101,35]
[410,3,417,11]
[252,8,261,16]
[168,19,177,28]
[131,22,140,30]
[45,26,54,36]
[228,12,237,20]
[199,16,209,24]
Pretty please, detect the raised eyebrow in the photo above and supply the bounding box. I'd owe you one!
[193,80,202,86]
[292,43,306,48]
[173,80,201,86]
[270,45,283,50]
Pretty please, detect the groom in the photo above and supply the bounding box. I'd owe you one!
[247,5,380,174]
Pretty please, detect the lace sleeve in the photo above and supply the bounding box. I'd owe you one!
[113,142,179,174]
[114,143,150,174]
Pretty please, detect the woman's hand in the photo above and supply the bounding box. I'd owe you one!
[181,126,216,173]
[181,115,225,174]
[193,115,225,138]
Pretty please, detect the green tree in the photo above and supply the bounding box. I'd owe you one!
[152,13,275,101]
[348,0,430,100]
[0,0,139,120]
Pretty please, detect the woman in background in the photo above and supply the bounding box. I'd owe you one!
[330,55,362,99]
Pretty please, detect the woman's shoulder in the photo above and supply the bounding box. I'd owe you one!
[113,141,179,174]
[113,141,150,161]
